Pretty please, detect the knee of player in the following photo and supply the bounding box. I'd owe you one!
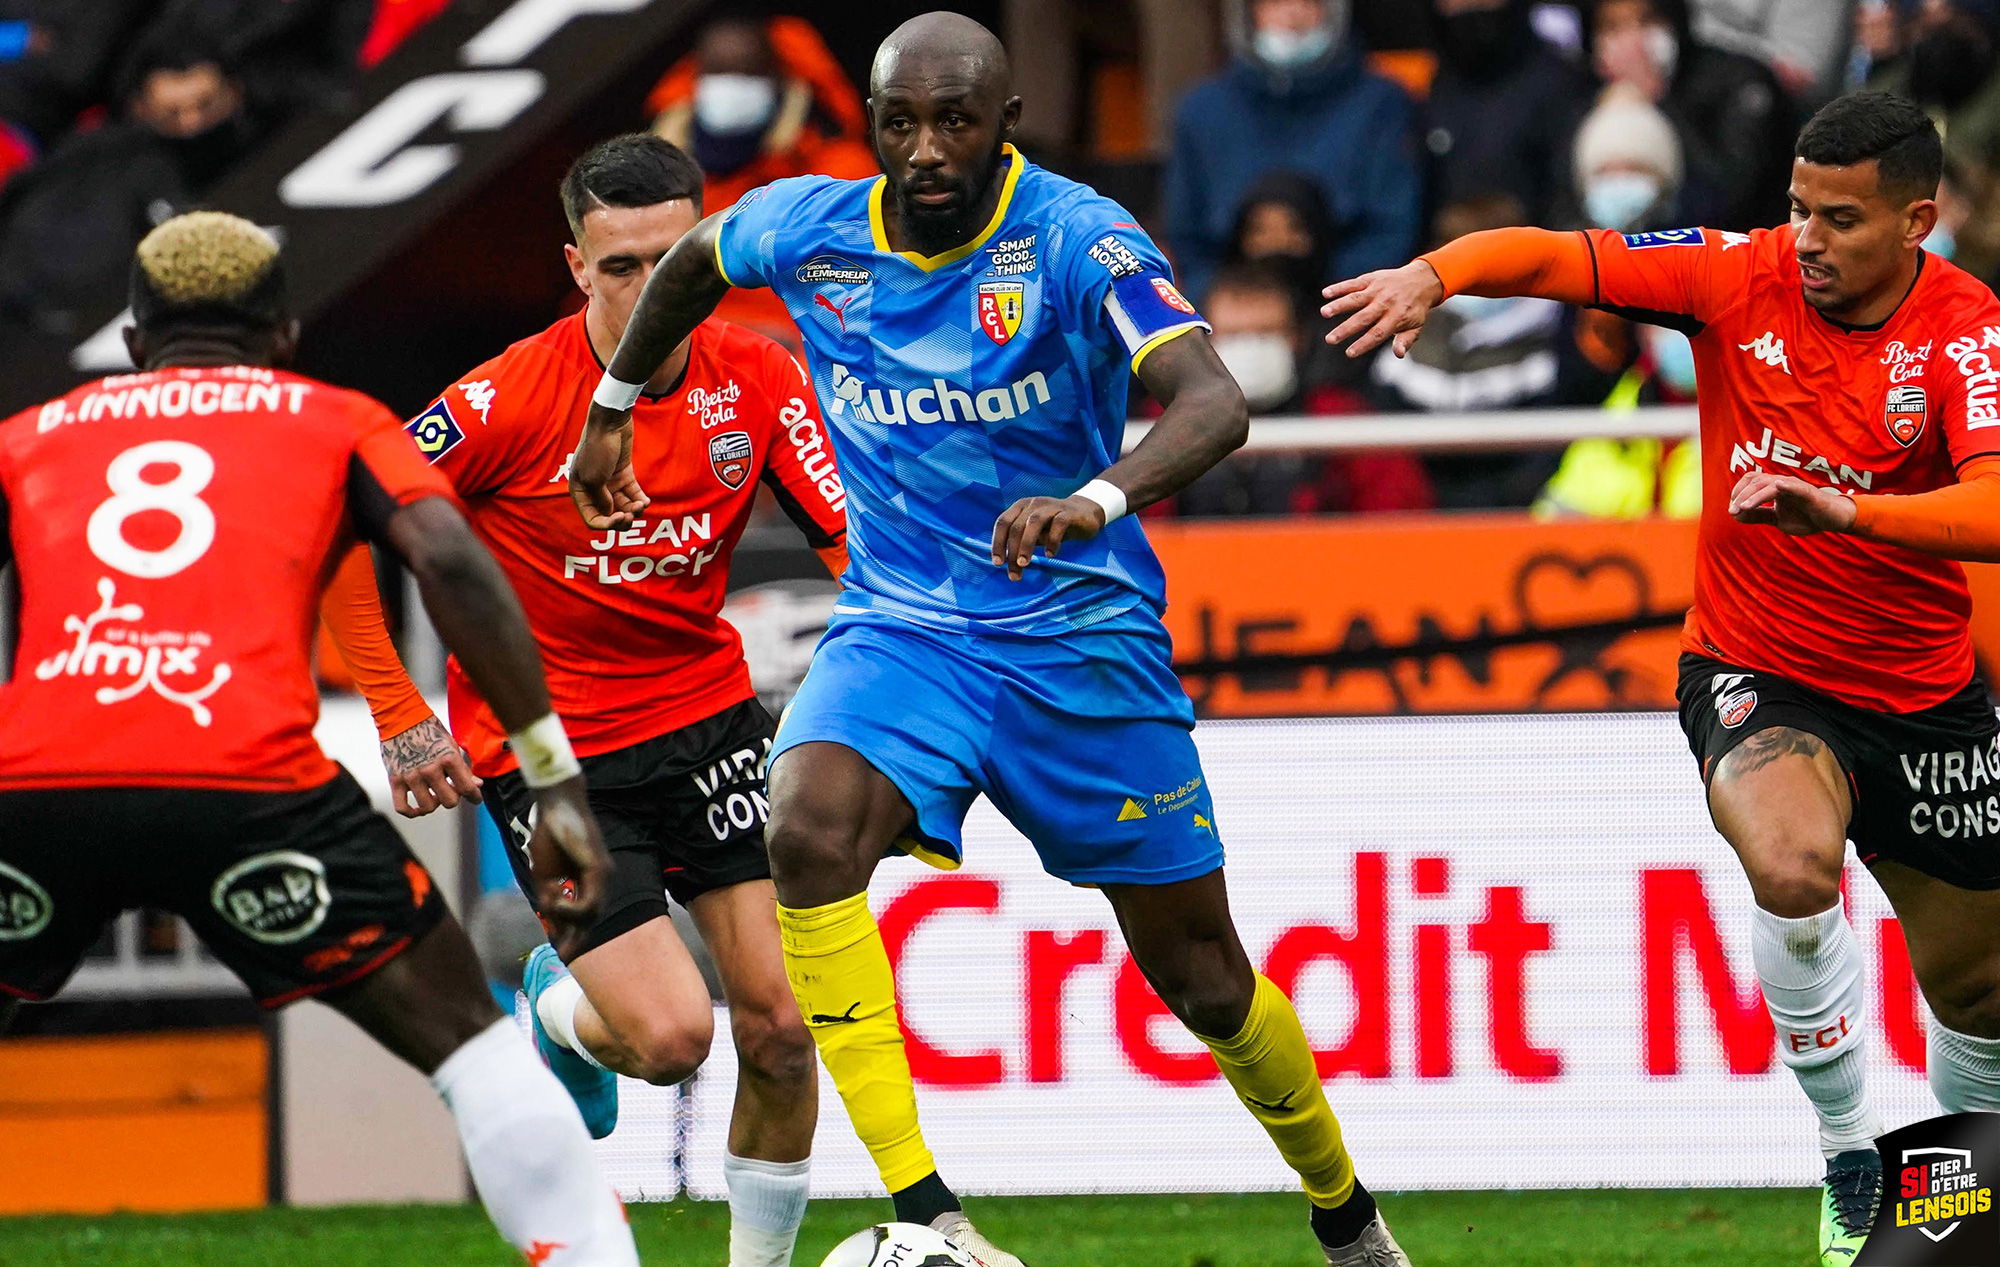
[1739,848,1844,919]
[732,1003,818,1087]
[1151,965,1255,1041]
[1928,970,2000,1040]
[764,810,869,897]
[625,1014,716,1086]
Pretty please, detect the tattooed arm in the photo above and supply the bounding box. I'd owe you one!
[381,714,483,819]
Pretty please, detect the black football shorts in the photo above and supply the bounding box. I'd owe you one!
[1679,652,2000,889]
[0,771,446,1006]
[485,697,776,960]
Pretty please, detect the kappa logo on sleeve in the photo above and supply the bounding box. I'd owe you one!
[1622,228,1706,250]
[405,400,464,461]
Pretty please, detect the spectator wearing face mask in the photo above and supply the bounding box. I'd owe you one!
[1535,86,1701,520]
[1585,0,1796,231]
[1166,0,1422,304]
[135,0,376,135]
[1226,169,1339,318]
[1425,0,1593,231]
[1366,187,1625,509]
[1871,0,2000,277]
[649,14,874,210]
[1167,261,1432,515]
[646,13,873,347]
[0,29,255,334]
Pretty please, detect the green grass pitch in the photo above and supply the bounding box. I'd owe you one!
[2,1189,1815,1266]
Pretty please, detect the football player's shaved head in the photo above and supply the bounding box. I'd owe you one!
[870,11,1012,105]
[867,12,1022,257]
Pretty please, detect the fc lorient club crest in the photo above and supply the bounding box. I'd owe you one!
[1856,1112,2000,1265]
[709,430,753,490]
[1886,384,1928,448]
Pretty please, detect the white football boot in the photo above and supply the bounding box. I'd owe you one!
[1322,1212,1414,1266]
[930,1212,1029,1267]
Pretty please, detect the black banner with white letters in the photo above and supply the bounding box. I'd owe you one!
[0,0,703,415]
[1860,1113,2000,1265]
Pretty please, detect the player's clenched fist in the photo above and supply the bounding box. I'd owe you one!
[570,402,652,531]
[1321,260,1448,359]
[526,778,613,960]
[1728,470,1859,537]
[991,495,1107,581]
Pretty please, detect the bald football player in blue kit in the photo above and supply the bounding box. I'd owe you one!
[568,13,1412,1266]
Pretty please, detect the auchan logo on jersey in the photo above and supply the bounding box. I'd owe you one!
[1944,326,2000,429]
[827,363,1052,426]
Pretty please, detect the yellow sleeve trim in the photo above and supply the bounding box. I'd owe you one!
[712,226,737,288]
[1131,322,1206,373]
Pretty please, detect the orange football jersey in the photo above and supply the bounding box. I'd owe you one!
[0,366,452,789]
[408,313,847,774]
[1585,226,2000,712]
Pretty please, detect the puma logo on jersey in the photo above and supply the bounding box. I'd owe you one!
[815,292,853,331]
[1739,332,1792,374]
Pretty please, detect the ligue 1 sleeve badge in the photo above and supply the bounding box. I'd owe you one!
[1855,1113,2000,1264]
[1886,385,1928,447]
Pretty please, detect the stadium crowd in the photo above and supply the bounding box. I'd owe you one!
[2,0,1998,519]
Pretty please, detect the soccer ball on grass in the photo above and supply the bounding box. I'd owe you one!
[820,1222,977,1267]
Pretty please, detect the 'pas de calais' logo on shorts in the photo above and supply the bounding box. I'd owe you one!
[211,850,332,944]
[1858,1113,2000,1264]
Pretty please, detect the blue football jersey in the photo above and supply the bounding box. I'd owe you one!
[714,145,1208,636]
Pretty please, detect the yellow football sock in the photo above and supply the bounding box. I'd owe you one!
[778,893,937,1193]
[1203,973,1357,1208]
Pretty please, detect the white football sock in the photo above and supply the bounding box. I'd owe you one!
[725,1152,811,1267]
[1751,903,1882,1156]
[1929,1018,2000,1112]
[536,970,609,1071]
[431,1018,638,1267]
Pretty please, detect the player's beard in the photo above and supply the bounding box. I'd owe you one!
[890,135,1007,256]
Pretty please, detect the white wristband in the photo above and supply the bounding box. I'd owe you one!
[1074,478,1128,524]
[509,713,582,789]
[591,373,644,412]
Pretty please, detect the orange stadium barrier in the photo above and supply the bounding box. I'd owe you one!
[1155,513,1698,717]
[0,1029,267,1213]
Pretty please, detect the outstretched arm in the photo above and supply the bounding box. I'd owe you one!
[378,497,607,957]
[1322,227,1598,359]
[1731,459,2000,562]
[571,214,733,531]
[990,329,1248,580]
[319,543,482,818]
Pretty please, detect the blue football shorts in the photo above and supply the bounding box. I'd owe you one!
[772,605,1223,886]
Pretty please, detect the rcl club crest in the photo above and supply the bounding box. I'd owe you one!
[1719,688,1758,729]
[1152,276,1196,315]
[978,280,1024,346]
[1886,384,1928,447]
[709,430,753,490]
